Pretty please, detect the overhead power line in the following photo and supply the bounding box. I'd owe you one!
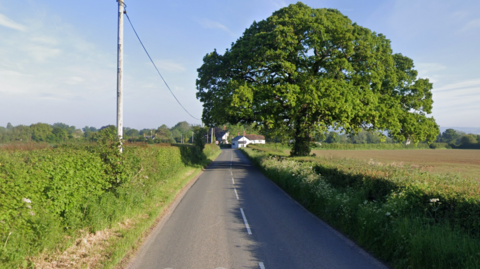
[124,11,201,121]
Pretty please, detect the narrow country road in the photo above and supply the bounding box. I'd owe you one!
[127,149,387,269]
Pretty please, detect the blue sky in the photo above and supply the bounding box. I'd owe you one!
[0,0,479,130]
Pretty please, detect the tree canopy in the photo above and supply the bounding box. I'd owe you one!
[196,2,439,156]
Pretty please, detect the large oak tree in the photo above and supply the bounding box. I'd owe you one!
[196,2,439,156]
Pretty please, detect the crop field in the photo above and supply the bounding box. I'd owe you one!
[310,149,480,180]
[243,146,480,268]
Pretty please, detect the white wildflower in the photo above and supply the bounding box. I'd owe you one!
[385,212,391,216]
[22,198,31,203]
[430,198,440,203]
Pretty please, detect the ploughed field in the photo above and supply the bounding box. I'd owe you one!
[310,149,480,180]
[243,146,480,269]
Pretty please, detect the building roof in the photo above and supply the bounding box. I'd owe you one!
[231,134,265,141]
[245,134,265,140]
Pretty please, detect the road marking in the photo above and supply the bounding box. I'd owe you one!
[234,188,239,200]
[240,208,252,235]
[232,177,235,184]
[259,262,266,269]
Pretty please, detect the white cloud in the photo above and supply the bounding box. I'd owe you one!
[433,79,480,92]
[156,60,186,73]
[0,69,29,77]
[65,76,85,85]
[461,18,480,32]
[432,79,480,126]
[450,10,470,21]
[31,36,57,45]
[24,45,61,62]
[197,18,233,35]
[0,13,26,31]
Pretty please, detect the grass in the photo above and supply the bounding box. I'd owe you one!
[241,146,480,269]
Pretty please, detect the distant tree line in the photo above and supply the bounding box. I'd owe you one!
[264,128,480,148]
[435,129,480,149]
[0,121,200,144]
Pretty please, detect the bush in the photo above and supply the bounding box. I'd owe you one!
[0,142,220,267]
[429,142,449,149]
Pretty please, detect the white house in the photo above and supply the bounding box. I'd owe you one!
[231,134,265,149]
[217,131,229,144]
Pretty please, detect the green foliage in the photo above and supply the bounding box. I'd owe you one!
[50,127,68,142]
[52,123,76,134]
[171,121,191,134]
[193,126,208,152]
[429,142,450,149]
[124,128,139,138]
[439,128,464,144]
[242,148,480,268]
[461,134,478,145]
[30,123,52,142]
[197,2,439,156]
[0,140,220,267]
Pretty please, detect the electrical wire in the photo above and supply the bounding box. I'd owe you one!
[124,11,201,121]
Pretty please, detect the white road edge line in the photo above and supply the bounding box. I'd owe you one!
[240,208,252,235]
[259,262,265,269]
[234,188,239,200]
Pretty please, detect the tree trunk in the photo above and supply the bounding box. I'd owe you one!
[290,123,312,156]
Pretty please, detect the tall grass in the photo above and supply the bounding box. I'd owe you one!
[241,147,480,269]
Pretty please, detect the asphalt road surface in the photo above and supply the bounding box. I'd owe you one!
[128,149,387,269]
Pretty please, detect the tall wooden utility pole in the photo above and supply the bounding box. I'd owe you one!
[116,0,125,152]
[211,128,214,144]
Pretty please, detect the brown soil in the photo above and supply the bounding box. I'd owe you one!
[310,149,480,180]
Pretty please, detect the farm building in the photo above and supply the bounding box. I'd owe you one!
[231,134,265,149]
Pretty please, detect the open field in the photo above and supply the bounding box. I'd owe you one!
[310,149,480,180]
[242,147,480,268]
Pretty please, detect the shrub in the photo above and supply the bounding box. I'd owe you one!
[0,142,220,267]
[429,142,449,149]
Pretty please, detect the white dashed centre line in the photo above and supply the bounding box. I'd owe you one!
[234,188,239,200]
[232,177,235,184]
[259,262,266,269]
[240,208,252,235]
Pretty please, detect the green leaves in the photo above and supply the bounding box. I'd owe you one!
[196,2,438,156]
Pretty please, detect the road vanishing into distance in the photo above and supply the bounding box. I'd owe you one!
[128,149,387,269]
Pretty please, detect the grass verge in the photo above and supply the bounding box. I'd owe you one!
[241,147,480,269]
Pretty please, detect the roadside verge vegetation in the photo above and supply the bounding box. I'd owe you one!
[0,136,220,268]
[241,146,480,269]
